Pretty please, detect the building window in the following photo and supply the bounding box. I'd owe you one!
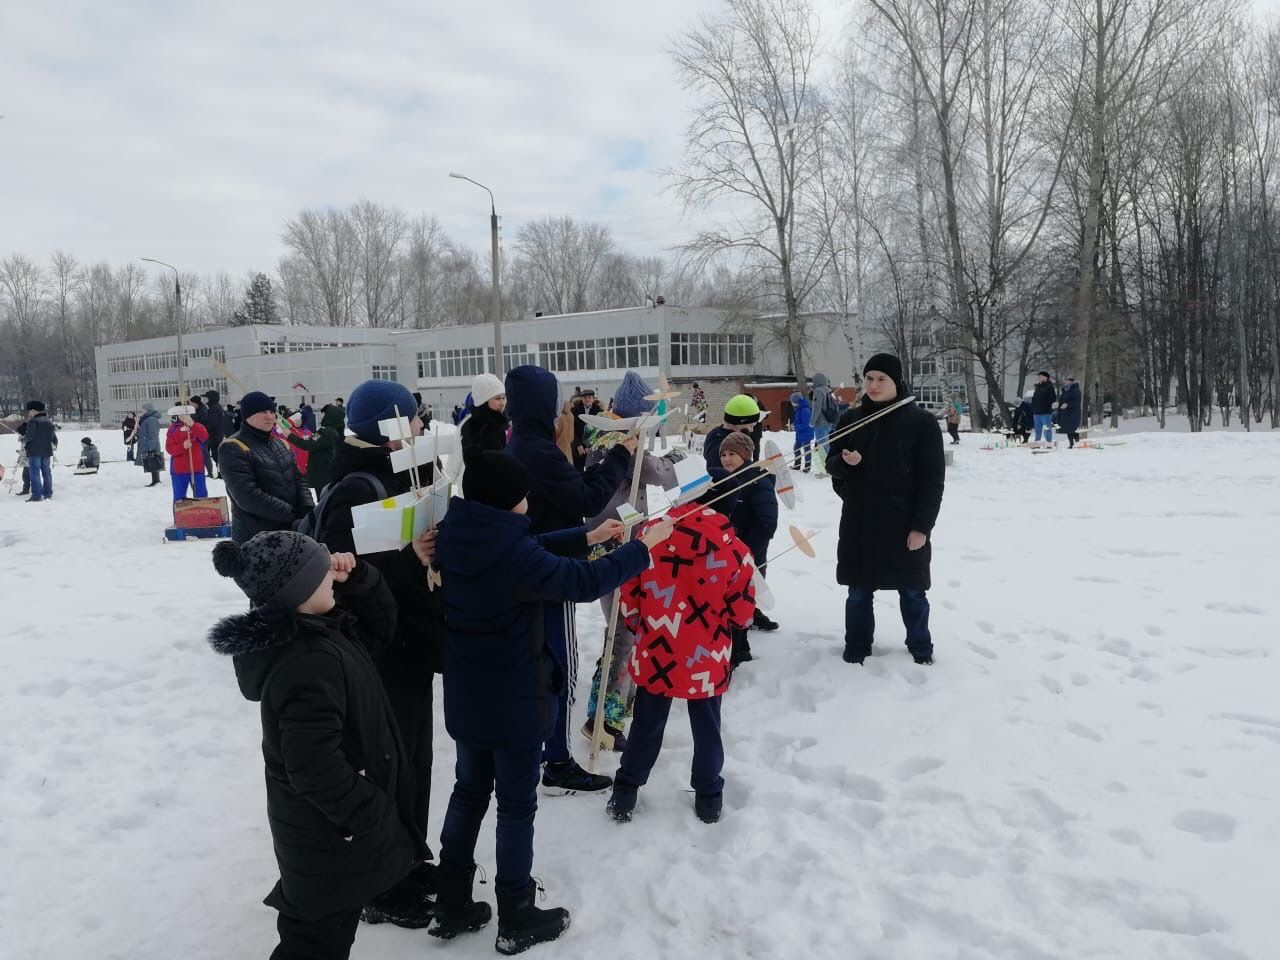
[503,344,537,373]
[438,348,492,378]
[372,365,398,381]
[915,383,943,404]
[416,352,438,380]
[912,358,937,378]
[669,332,753,367]
[944,356,965,376]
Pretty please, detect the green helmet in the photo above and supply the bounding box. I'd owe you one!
[724,394,761,425]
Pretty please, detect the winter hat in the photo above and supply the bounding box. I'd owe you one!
[863,353,904,386]
[719,430,755,463]
[203,389,220,403]
[462,450,531,511]
[211,531,332,610]
[1037,371,1052,380]
[240,391,276,420]
[346,379,417,443]
[612,371,655,419]
[471,372,506,407]
[81,437,93,445]
[25,400,45,413]
[723,394,762,425]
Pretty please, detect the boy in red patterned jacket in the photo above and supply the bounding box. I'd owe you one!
[607,502,757,824]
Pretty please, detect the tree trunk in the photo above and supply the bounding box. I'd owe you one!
[1071,0,1107,392]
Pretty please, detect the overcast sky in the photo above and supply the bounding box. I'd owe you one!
[2,0,1279,280]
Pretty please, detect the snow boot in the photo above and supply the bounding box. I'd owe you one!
[495,884,570,956]
[607,782,638,823]
[361,862,436,928]
[752,609,779,632]
[541,759,611,795]
[428,861,492,940]
[842,648,866,665]
[913,654,934,665]
[694,792,723,824]
[580,719,627,753]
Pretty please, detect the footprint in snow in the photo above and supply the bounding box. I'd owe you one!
[1070,673,1090,687]
[1172,809,1237,842]
[1065,721,1103,742]
[1108,827,1144,847]
[975,620,995,634]
[1205,601,1265,616]
[1142,624,1165,637]
[969,642,998,661]
[1039,674,1063,694]
[894,756,945,781]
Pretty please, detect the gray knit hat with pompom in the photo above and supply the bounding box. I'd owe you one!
[212,531,331,610]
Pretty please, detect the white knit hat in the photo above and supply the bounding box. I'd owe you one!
[471,372,506,406]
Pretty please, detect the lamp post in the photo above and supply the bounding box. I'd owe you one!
[142,258,186,403]
[449,172,502,372]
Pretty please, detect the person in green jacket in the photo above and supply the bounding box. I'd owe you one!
[288,404,345,493]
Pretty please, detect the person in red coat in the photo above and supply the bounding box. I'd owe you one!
[608,502,757,824]
[166,411,209,501]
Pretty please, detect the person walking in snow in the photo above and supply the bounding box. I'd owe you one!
[1030,371,1057,447]
[219,391,314,544]
[431,450,668,952]
[810,372,839,473]
[944,395,962,444]
[201,390,227,479]
[1056,377,1083,448]
[460,373,508,455]
[122,412,137,462]
[827,354,946,666]
[582,371,684,751]
[134,402,164,487]
[607,501,757,826]
[166,410,209,501]
[791,390,814,472]
[208,533,432,959]
[504,365,637,795]
[21,400,57,502]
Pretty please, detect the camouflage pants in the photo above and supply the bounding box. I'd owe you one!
[585,591,637,728]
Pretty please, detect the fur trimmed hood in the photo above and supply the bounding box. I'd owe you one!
[208,606,304,703]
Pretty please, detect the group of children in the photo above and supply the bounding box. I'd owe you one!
[209,372,776,959]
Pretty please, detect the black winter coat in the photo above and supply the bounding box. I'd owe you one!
[203,400,226,451]
[436,496,650,747]
[505,366,630,549]
[23,413,57,458]
[317,439,444,676]
[725,466,778,564]
[1056,381,1083,433]
[207,563,424,919]
[1031,381,1057,415]
[219,425,314,543]
[460,404,508,455]
[826,400,945,591]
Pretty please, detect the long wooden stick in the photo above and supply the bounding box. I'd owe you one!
[587,426,651,772]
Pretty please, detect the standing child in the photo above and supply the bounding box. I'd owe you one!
[431,450,672,954]
[608,501,757,825]
[165,410,209,501]
[717,430,779,659]
[207,532,431,959]
[791,390,814,472]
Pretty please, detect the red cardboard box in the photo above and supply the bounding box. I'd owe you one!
[173,496,230,530]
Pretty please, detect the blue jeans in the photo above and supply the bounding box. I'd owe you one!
[813,423,832,459]
[617,689,724,798]
[28,456,52,499]
[171,472,208,501]
[438,741,542,898]
[1033,413,1054,443]
[844,586,932,661]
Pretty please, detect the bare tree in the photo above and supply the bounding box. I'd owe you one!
[0,255,49,399]
[350,199,409,328]
[515,216,614,315]
[282,209,360,326]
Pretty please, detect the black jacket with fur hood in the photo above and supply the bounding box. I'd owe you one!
[208,562,424,918]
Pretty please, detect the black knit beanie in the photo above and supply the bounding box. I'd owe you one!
[212,531,332,610]
[863,353,904,386]
[463,450,531,511]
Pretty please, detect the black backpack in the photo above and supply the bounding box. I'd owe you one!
[294,471,387,540]
[822,389,840,423]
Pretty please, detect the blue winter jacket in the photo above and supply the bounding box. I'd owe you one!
[136,407,162,461]
[726,466,779,564]
[436,497,651,747]
[504,365,630,546]
[791,394,815,445]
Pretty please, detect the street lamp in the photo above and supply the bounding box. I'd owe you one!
[449,172,503,372]
[142,257,186,403]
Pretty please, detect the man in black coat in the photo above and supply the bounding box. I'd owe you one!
[208,531,430,958]
[1030,371,1058,447]
[219,390,314,543]
[827,354,945,665]
[201,390,227,478]
[22,400,57,502]
[314,378,444,915]
[570,388,602,471]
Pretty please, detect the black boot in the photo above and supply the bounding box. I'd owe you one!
[694,792,723,824]
[607,782,638,823]
[752,609,779,632]
[495,884,570,956]
[362,862,436,928]
[428,861,492,940]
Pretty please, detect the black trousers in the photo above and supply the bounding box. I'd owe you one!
[271,905,361,960]
[617,689,725,798]
[381,668,434,852]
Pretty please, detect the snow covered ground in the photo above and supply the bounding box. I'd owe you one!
[2,425,1278,960]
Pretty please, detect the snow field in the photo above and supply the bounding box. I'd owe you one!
[1,426,1277,959]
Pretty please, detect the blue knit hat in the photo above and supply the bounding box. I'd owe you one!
[612,371,654,418]
[347,379,417,442]
[240,391,275,420]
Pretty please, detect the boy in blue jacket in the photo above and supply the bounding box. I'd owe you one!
[503,365,638,793]
[431,449,671,955]
[717,431,780,661]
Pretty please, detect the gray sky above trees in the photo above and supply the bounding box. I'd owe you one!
[2,0,1277,277]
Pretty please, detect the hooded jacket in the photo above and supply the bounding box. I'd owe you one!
[791,393,814,445]
[724,464,778,564]
[504,365,630,547]
[436,497,651,746]
[810,373,837,428]
[207,562,423,918]
[621,503,756,700]
[1056,381,1082,433]
[202,391,226,452]
[135,406,162,464]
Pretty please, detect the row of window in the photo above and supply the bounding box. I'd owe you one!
[415,335,674,381]
[669,333,753,367]
[913,383,967,405]
[911,357,967,378]
[259,339,362,355]
[371,365,398,382]
[107,346,227,374]
[108,378,229,403]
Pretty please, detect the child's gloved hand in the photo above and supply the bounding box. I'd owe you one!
[640,517,676,549]
[330,552,358,582]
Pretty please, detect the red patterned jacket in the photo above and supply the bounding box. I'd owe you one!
[622,503,757,700]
